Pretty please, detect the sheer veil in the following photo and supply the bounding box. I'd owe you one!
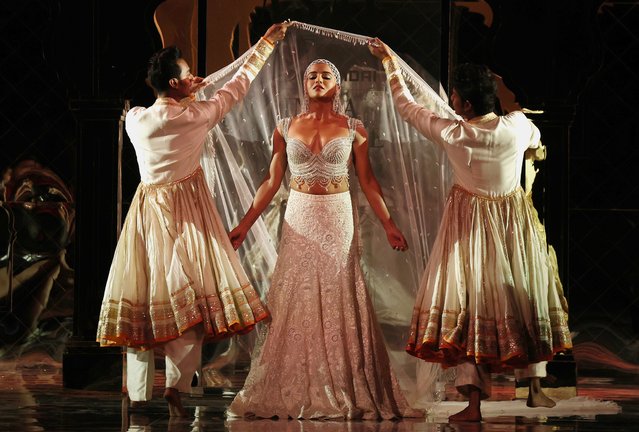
[197,22,456,406]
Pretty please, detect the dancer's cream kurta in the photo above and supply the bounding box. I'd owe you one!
[383,57,572,370]
[96,40,274,350]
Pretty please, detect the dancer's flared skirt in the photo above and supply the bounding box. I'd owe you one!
[406,185,572,369]
[96,167,268,349]
[228,189,421,420]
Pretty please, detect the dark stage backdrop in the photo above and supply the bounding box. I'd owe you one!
[0,0,637,384]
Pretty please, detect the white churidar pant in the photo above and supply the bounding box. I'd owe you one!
[126,325,204,401]
[455,361,548,399]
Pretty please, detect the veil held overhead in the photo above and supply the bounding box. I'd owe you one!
[197,21,456,405]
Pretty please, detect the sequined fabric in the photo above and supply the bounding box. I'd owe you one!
[96,168,268,349]
[228,190,421,420]
[406,185,572,369]
[278,117,362,190]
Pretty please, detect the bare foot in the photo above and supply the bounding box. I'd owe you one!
[527,378,556,408]
[126,394,150,412]
[449,405,482,423]
[164,387,188,417]
[527,389,556,408]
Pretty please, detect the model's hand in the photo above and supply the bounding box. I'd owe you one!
[368,38,392,60]
[229,224,249,250]
[385,223,408,252]
[264,21,291,44]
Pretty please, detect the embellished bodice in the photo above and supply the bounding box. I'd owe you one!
[278,117,362,190]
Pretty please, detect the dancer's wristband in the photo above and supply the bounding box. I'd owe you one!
[382,55,404,87]
[242,37,276,81]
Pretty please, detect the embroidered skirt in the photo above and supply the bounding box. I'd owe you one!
[96,167,268,350]
[228,189,421,419]
[406,185,572,370]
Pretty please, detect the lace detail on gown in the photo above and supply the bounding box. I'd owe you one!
[228,190,421,420]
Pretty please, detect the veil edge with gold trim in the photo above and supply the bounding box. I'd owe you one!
[197,22,456,407]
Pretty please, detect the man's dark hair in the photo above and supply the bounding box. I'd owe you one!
[451,63,498,116]
[146,46,182,93]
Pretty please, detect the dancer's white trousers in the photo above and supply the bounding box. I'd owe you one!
[455,361,548,399]
[126,325,204,401]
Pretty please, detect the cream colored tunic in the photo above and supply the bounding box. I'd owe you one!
[126,74,250,185]
[389,81,541,197]
[97,66,270,349]
[387,67,571,370]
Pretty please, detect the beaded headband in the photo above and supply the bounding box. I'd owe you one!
[304,59,341,86]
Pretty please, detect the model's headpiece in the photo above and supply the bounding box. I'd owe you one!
[304,58,341,86]
[303,59,343,113]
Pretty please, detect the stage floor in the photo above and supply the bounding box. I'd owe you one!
[1,360,638,432]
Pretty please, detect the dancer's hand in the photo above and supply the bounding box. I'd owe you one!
[264,20,291,44]
[229,224,249,250]
[385,222,408,252]
[190,76,209,94]
[368,38,392,60]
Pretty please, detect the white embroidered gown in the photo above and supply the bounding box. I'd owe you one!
[228,117,421,420]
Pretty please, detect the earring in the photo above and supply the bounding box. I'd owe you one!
[332,90,341,114]
[303,93,309,112]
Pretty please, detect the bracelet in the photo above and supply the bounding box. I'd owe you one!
[382,55,404,87]
[382,55,415,103]
[260,36,275,48]
[382,55,400,77]
[242,37,275,80]
[255,37,275,58]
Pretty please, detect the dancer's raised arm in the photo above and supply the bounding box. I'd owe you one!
[369,38,452,147]
[196,23,290,128]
